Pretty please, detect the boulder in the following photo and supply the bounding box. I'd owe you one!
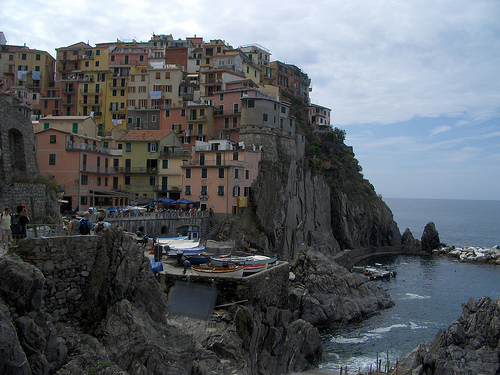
[421,222,441,253]
[289,247,394,328]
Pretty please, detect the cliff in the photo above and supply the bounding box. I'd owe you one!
[0,228,321,374]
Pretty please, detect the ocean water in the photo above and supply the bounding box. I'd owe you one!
[319,198,500,372]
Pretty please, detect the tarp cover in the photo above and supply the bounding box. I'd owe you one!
[166,281,217,320]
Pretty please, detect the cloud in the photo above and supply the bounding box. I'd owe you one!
[430,126,452,136]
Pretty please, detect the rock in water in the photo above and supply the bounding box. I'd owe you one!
[401,228,422,254]
[399,296,500,374]
[421,222,441,253]
[289,247,394,327]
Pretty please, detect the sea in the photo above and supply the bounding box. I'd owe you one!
[319,198,500,373]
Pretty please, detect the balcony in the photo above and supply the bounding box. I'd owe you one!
[80,88,102,95]
[79,166,113,174]
[79,99,102,106]
[214,109,241,116]
[66,141,111,154]
[159,150,191,158]
[119,166,158,174]
[61,101,74,106]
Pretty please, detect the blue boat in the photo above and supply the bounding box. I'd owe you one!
[183,253,210,265]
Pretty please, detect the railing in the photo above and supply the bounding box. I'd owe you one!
[95,210,209,221]
[119,166,158,174]
[66,142,111,154]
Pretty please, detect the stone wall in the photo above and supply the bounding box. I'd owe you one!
[159,262,290,309]
[0,182,60,221]
[10,235,100,321]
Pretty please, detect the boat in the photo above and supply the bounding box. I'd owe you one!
[243,263,268,275]
[167,245,206,257]
[183,253,210,265]
[210,255,277,266]
[362,266,397,280]
[191,265,244,277]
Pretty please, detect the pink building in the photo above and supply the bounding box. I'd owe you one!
[181,139,261,216]
[35,127,128,213]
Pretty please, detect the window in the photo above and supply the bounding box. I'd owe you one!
[104,178,108,187]
[49,154,56,165]
[217,186,224,196]
[201,168,207,178]
[97,177,101,186]
[185,185,191,195]
[150,176,156,186]
[44,122,49,129]
[186,168,191,178]
[199,153,205,165]
[81,175,88,185]
[120,89,125,96]
[162,159,168,169]
[139,55,144,62]
[112,90,117,96]
[21,53,26,60]
[124,176,131,185]
[110,55,115,62]
[244,186,251,197]
[36,54,40,60]
[125,142,131,152]
[49,135,56,143]
[233,152,239,161]
[201,185,207,195]
[165,109,170,117]
[216,153,222,165]
[219,93,224,101]
[80,196,88,205]
[232,117,238,128]
[148,142,157,152]
[181,109,185,117]
[96,49,100,55]
[224,118,229,128]
[245,169,250,179]
[263,113,268,121]
[218,168,224,178]
[233,186,240,197]
[247,99,254,108]
[235,168,239,179]
[103,141,108,148]
[72,123,78,133]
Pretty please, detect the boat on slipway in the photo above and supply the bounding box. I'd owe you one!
[242,263,268,275]
[211,255,277,267]
[191,265,245,278]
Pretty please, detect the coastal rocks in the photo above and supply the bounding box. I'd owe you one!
[437,245,500,265]
[399,297,500,374]
[0,229,322,374]
[289,247,394,328]
[421,222,441,253]
[401,228,422,254]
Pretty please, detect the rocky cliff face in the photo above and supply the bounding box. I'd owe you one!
[289,248,395,328]
[0,229,321,374]
[399,297,500,374]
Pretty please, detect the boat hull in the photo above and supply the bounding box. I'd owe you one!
[191,265,244,277]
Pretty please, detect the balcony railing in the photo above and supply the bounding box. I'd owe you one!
[66,141,111,154]
[159,151,191,158]
[119,167,158,174]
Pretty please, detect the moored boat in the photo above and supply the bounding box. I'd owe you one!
[191,265,244,277]
[183,253,210,265]
[243,263,268,274]
[211,255,277,266]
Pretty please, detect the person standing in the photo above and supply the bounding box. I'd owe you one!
[0,207,12,249]
[68,214,79,236]
[94,215,107,233]
[79,211,93,235]
[11,205,30,246]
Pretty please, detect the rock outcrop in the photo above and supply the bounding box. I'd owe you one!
[288,248,395,328]
[401,228,422,254]
[421,222,441,253]
[0,228,321,374]
[399,297,500,375]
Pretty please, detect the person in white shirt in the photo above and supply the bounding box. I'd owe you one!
[0,207,12,248]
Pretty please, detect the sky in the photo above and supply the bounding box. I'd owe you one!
[2,0,500,200]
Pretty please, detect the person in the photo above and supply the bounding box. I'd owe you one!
[0,207,12,248]
[68,214,79,236]
[11,205,30,246]
[94,215,107,233]
[79,211,93,235]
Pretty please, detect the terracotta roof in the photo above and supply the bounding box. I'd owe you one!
[120,130,173,141]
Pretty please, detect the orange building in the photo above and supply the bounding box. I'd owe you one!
[181,139,261,216]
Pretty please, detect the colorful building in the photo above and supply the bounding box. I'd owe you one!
[181,139,261,215]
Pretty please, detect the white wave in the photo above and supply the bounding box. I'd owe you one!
[330,335,371,344]
[409,321,428,330]
[404,293,431,300]
[370,323,408,334]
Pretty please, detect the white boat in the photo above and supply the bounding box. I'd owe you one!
[191,265,244,278]
[243,263,268,274]
[211,255,277,266]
